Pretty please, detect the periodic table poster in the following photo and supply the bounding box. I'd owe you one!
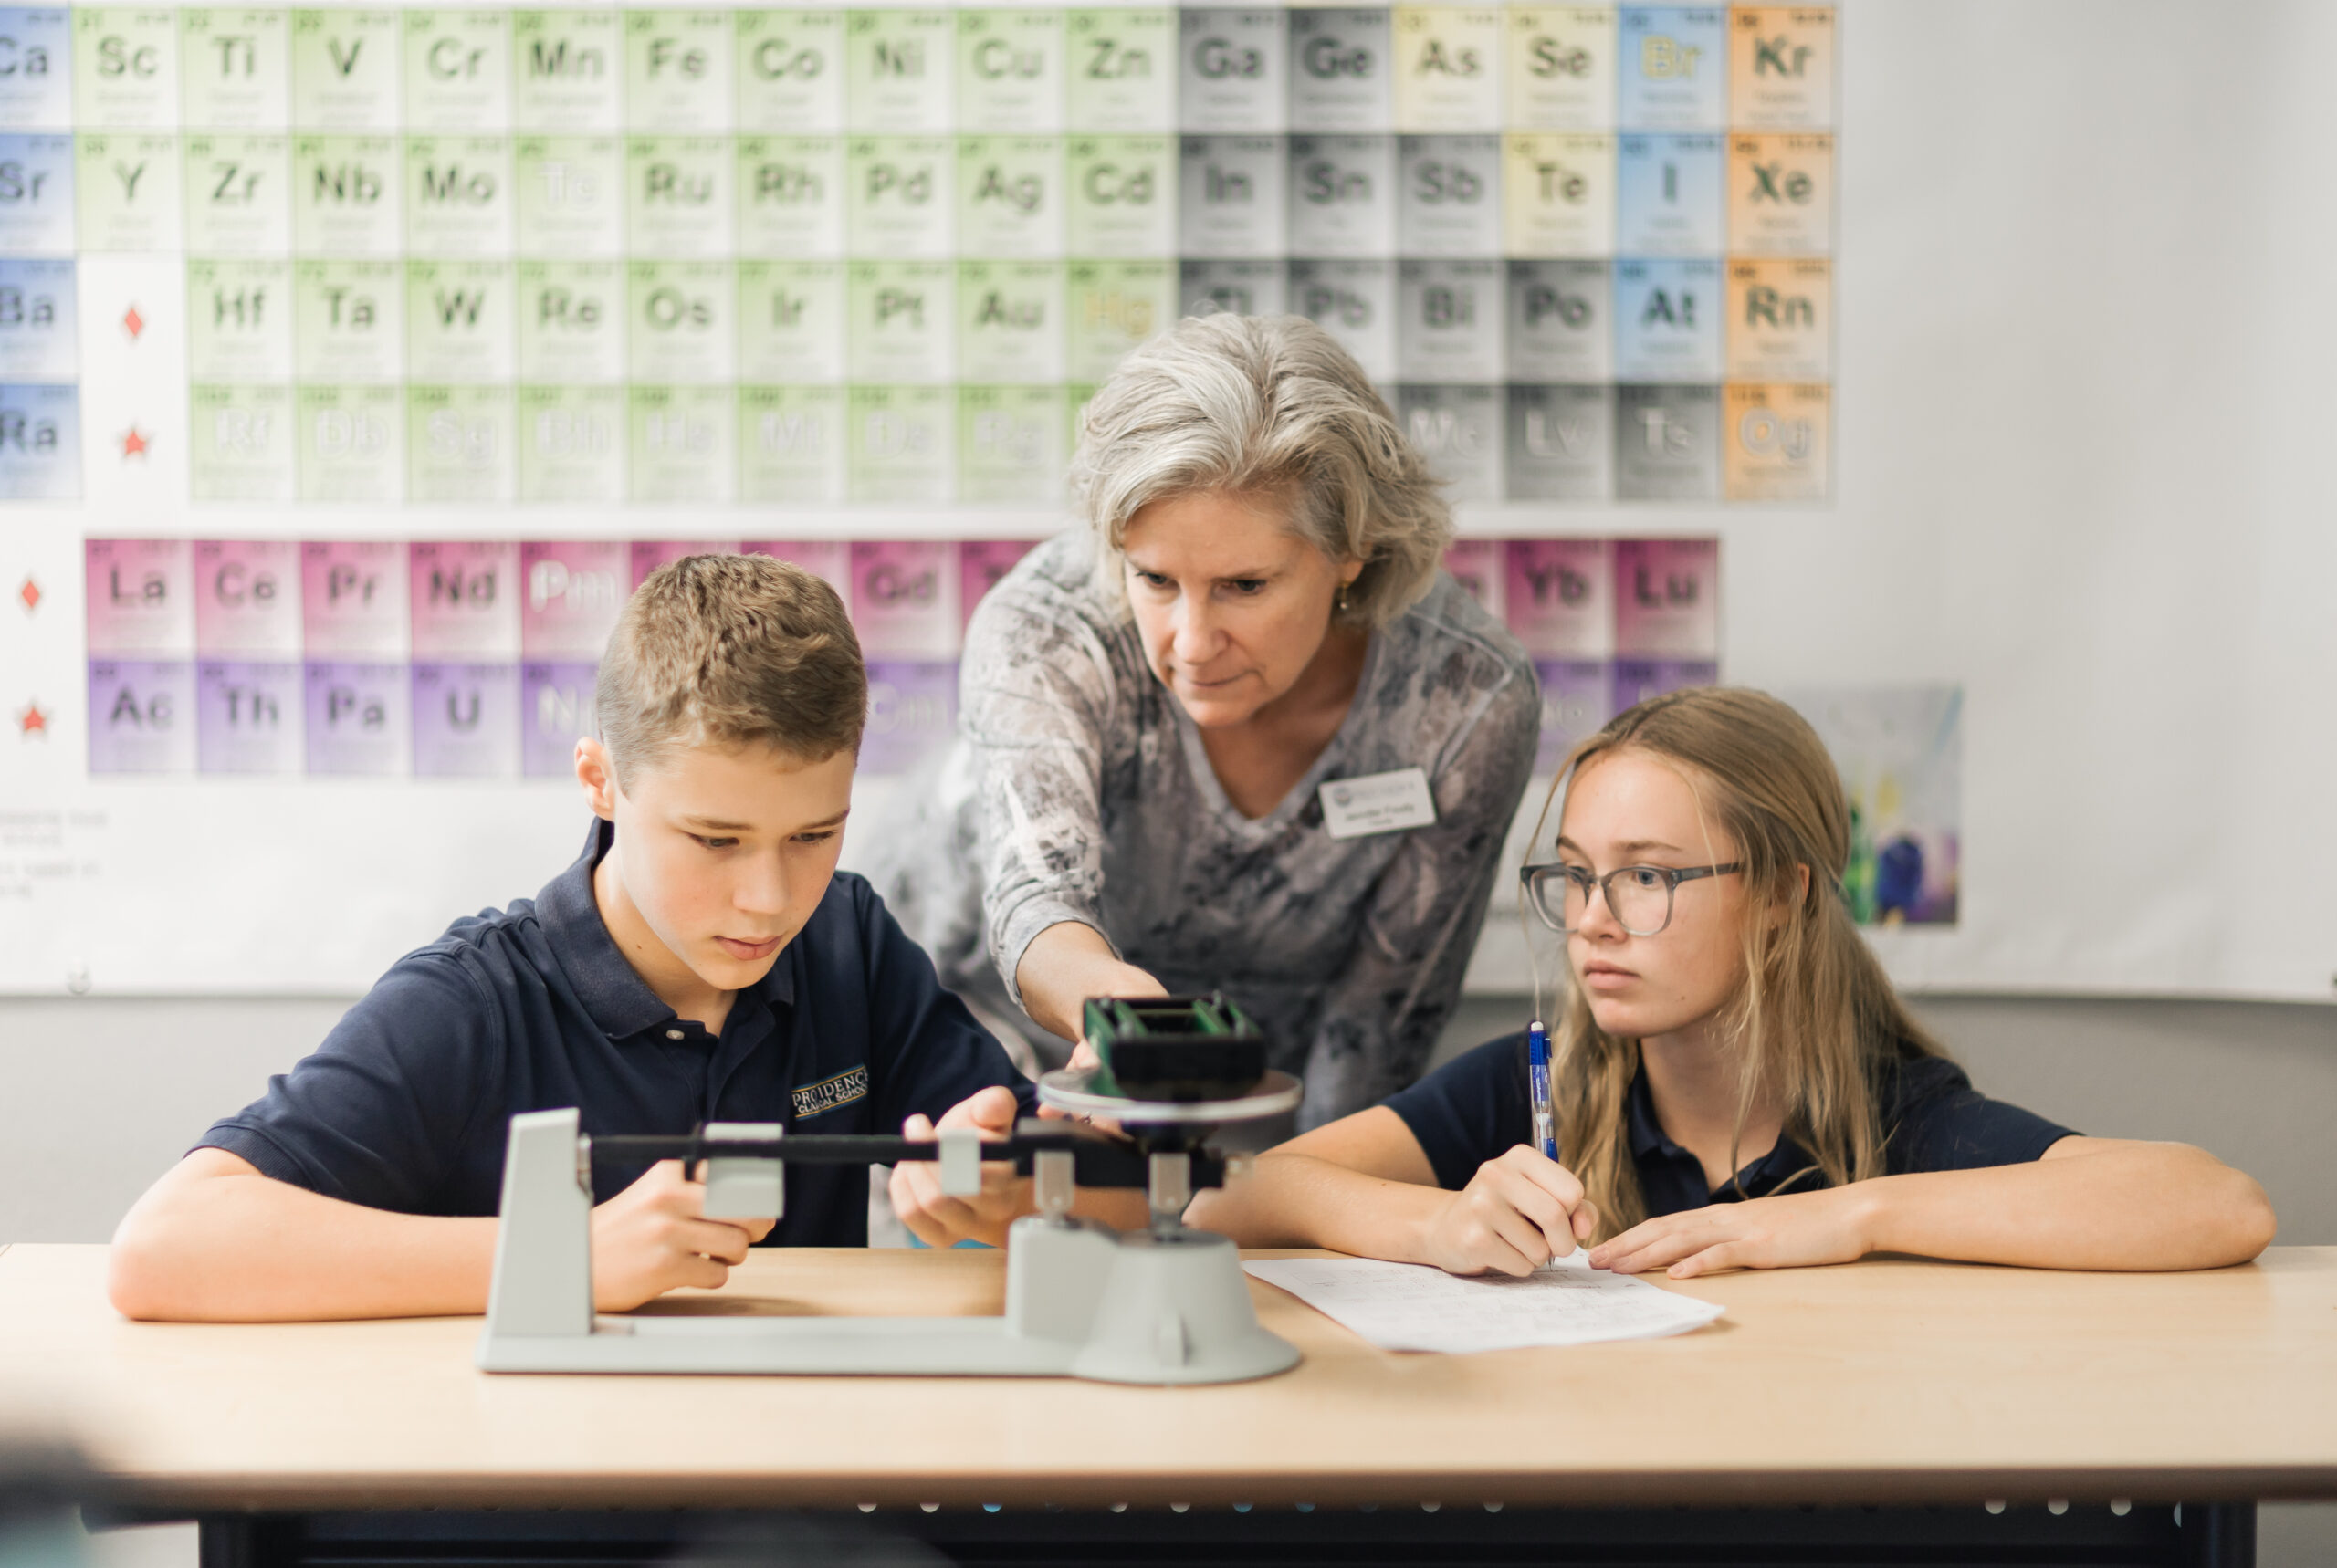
[0,0,1819,992]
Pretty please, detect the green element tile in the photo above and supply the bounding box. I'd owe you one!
[294,257,403,382]
[180,8,290,131]
[958,383,1066,504]
[296,382,404,502]
[957,8,1064,133]
[74,8,182,130]
[190,382,295,501]
[629,383,736,503]
[1064,256,1171,381]
[511,9,622,132]
[956,259,1064,384]
[76,132,183,251]
[734,10,844,134]
[1064,9,1174,132]
[624,134,733,257]
[404,258,514,383]
[403,134,512,256]
[290,133,401,254]
[186,256,293,381]
[403,9,510,131]
[846,257,953,384]
[515,258,624,383]
[290,10,401,131]
[737,258,844,383]
[513,134,624,257]
[407,382,515,502]
[518,383,624,502]
[739,383,846,502]
[624,9,731,133]
[1063,133,1172,256]
[846,383,953,504]
[845,135,951,257]
[1065,379,1099,456]
[626,259,733,384]
[183,131,291,252]
[845,9,952,134]
[956,134,1063,259]
[735,135,844,257]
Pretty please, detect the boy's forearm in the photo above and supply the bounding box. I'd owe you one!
[110,1165,500,1322]
[1859,1141,2277,1272]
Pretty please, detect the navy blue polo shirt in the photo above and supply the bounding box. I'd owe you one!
[200,820,1035,1246]
[1384,1032,2076,1215]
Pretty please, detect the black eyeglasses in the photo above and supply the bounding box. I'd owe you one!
[1518,862,1744,936]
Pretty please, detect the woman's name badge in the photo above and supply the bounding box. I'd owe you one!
[1318,768,1437,840]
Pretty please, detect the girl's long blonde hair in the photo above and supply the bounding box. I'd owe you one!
[1528,687,1944,1239]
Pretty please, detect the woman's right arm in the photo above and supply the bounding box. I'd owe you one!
[1014,921,1167,1047]
[1189,1107,1598,1276]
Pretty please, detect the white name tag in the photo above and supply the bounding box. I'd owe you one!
[1318,767,1437,841]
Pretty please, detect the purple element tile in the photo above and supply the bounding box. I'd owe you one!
[87,660,197,775]
[409,540,520,660]
[194,540,303,657]
[300,540,410,658]
[1442,540,1504,621]
[959,539,1034,636]
[304,661,414,777]
[744,540,852,612]
[1504,539,1613,658]
[195,661,304,775]
[522,662,600,779]
[412,662,521,779]
[1611,658,1719,714]
[1533,658,1615,774]
[631,539,742,590]
[861,659,959,777]
[519,540,626,659]
[1613,538,1719,658]
[85,538,195,656]
[849,541,959,658]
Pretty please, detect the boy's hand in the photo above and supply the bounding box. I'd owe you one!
[1420,1145,1599,1278]
[888,1087,1031,1249]
[589,1159,775,1311]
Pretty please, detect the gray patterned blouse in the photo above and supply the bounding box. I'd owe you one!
[864,531,1540,1129]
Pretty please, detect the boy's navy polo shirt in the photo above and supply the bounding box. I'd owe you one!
[1384,1033,2076,1215]
[200,820,1036,1246]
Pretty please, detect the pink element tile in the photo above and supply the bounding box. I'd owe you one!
[194,539,303,657]
[300,540,410,658]
[1504,539,1614,658]
[959,539,1035,635]
[85,538,195,657]
[1442,540,1505,622]
[744,539,852,613]
[631,539,742,590]
[409,540,521,660]
[1612,538,1719,658]
[849,540,959,658]
[519,540,627,659]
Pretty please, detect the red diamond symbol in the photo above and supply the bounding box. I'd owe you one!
[121,305,143,341]
[16,578,37,614]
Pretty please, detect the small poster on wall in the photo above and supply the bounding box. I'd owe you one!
[1779,685,1962,927]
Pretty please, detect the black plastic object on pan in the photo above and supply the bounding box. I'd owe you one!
[1081,992,1268,1103]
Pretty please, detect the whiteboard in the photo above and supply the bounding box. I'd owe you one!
[3,0,2333,1005]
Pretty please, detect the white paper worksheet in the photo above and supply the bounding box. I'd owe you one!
[1242,1250,1725,1354]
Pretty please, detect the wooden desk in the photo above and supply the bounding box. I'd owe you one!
[4,1243,2332,1565]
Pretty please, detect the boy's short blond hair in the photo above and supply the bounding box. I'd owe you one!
[596,553,865,785]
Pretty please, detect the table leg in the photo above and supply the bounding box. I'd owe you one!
[2184,1501,2257,1568]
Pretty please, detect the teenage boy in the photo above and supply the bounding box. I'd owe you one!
[109,555,1034,1322]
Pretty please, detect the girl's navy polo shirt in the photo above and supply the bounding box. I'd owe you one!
[1383,1032,2077,1215]
[199,820,1037,1246]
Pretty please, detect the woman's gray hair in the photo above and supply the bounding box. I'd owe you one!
[1067,313,1454,630]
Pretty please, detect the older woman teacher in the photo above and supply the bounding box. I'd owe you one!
[871,314,1539,1128]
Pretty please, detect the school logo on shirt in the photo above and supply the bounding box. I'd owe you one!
[792,1065,870,1120]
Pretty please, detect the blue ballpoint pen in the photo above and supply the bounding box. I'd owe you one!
[1526,1019,1557,1162]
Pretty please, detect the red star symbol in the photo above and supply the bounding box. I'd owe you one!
[17,703,47,738]
[121,305,143,341]
[16,577,37,614]
[121,427,149,459]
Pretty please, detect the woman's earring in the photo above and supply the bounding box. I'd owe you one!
[1336,582,1352,614]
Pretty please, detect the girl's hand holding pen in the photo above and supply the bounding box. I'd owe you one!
[1416,1145,1600,1278]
